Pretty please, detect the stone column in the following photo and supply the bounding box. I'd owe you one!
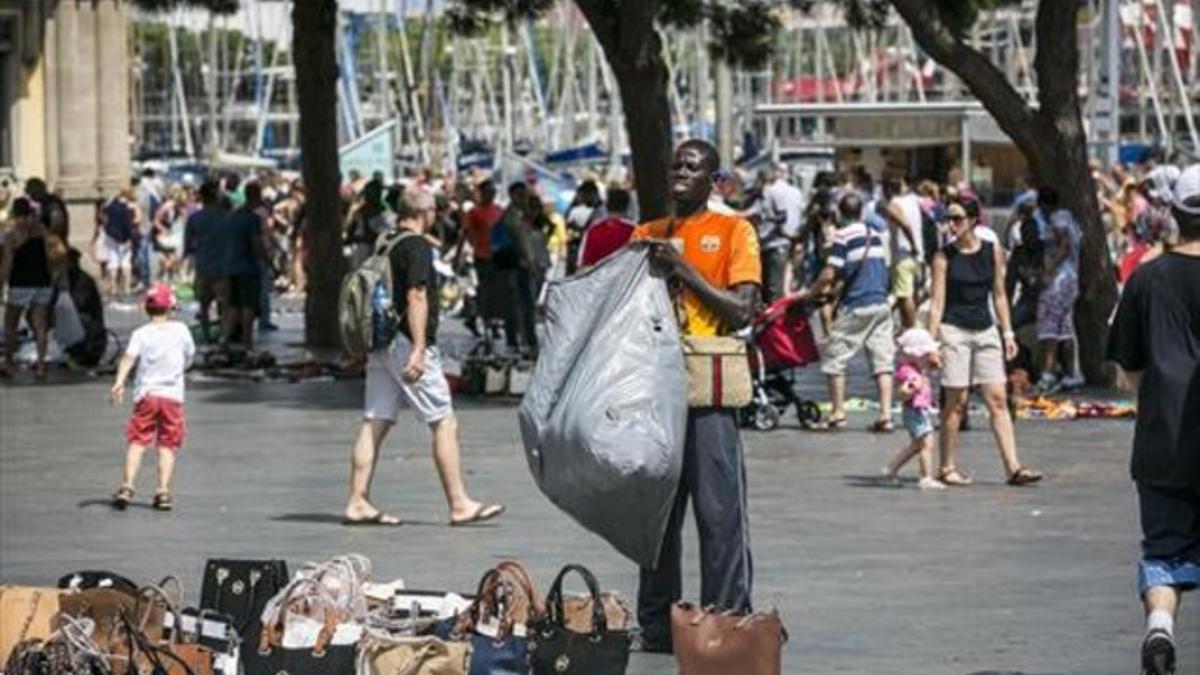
[95,0,130,195]
[54,0,100,199]
[43,0,60,185]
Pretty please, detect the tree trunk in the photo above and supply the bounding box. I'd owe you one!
[1027,121,1118,385]
[293,0,345,348]
[888,0,1118,384]
[613,51,672,220]
[573,0,671,220]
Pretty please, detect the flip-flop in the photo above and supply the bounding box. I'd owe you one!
[450,504,506,527]
[1006,466,1044,486]
[342,512,404,527]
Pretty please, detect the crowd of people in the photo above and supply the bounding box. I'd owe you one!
[2,139,1196,673]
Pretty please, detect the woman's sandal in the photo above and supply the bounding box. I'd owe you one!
[153,492,174,511]
[812,415,848,432]
[938,467,974,487]
[1007,466,1044,486]
[870,418,895,433]
[112,486,134,510]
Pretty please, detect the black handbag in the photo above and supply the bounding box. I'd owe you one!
[246,579,356,675]
[528,565,632,675]
[199,559,287,675]
[57,571,139,596]
[199,559,289,633]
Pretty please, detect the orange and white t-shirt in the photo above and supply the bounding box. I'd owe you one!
[631,210,761,337]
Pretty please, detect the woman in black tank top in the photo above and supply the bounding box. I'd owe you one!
[928,200,1042,487]
[1,197,54,379]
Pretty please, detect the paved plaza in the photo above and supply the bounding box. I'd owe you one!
[1,312,1196,675]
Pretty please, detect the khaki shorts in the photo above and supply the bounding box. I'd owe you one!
[939,323,1007,389]
[821,303,895,376]
[890,257,921,300]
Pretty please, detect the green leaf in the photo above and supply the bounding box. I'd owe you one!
[131,0,240,14]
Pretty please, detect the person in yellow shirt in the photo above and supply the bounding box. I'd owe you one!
[628,139,761,653]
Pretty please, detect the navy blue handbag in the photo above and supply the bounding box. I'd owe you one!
[431,561,543,675]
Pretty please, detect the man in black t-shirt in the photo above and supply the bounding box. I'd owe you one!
[1108,164,1200,675]
[342,187,505,528]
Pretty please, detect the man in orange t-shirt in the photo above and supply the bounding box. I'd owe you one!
[458,180,503,335]
[629,139,761,654]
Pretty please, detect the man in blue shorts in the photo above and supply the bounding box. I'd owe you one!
[1108,164,1200,675]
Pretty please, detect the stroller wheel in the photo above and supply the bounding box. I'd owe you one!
[752,405,781,431]
[798,400,823,428]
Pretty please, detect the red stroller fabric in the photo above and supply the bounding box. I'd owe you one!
[755,296,819,370]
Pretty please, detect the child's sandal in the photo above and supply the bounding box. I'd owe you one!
[152,492,173,511]
[112,487,134,510]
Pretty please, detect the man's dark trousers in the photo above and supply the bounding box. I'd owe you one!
[761,245,789,303]
[637,407,753,650]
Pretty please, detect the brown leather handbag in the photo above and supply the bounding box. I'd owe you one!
[669,603,787,675]
[58,587,147,659]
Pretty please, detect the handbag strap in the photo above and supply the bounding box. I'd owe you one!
[258,577,336,654]
[134,582,182,645]
[16,589,44,644]
[494,561,543,618]
[460,561,537,640]
[546,565,607,636]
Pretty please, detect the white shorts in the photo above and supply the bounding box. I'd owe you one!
[364,336,453,425]
[105,236,132,269]
[6,286,54,308]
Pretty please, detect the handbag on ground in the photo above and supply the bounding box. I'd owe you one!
[669,602,786,675]
[528,565,632,675]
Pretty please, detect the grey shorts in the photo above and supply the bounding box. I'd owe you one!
[821,303,895,376]
[6,286,54,308]
[939,323,1006,389]
[364,336,453,425]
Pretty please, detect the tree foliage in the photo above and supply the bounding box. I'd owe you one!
[446,0,786,69]
[130,0,240,14]
[841,0,1007,35]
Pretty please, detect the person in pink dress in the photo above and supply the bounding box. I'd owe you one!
[882,328,945,490]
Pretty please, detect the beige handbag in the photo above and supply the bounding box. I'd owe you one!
[0,586,68,664]
[361,634,471,675]
[680,335,753,409]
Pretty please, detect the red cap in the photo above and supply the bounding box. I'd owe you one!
[145,283,177,311]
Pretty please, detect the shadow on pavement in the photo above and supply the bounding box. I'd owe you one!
[76,498,155,511]
[270,513,445,528]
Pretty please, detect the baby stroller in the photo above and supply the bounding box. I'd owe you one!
[742,295,823,431]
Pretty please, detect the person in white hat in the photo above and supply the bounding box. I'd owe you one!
[881,328,945,490]
[1107,163,1200,675]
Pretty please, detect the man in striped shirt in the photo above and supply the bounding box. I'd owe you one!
[795,193,896,431]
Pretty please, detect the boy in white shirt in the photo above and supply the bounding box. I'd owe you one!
[110,283,195,511]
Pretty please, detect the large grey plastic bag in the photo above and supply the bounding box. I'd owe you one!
[519,246,687,568]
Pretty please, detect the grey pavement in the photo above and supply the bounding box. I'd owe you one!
[1,307,1197,675]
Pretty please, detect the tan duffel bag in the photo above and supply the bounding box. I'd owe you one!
[0,586,69,663]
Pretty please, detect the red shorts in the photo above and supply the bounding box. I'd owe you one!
[125,395,187,449]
